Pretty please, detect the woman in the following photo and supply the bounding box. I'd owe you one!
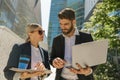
[4,23,51,80]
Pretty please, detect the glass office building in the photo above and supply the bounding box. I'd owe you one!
[48,0,84,50]
[67,0,84,29]
[48,0,67,49]
[0,0,41,39]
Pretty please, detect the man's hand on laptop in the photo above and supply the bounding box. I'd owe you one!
[69,63,93,76]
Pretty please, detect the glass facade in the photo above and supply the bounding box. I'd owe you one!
[48,0,84,50]
[48,0,67,50]
[0,0,41,39]
[67,0,84,29]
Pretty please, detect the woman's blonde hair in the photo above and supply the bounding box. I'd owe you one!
[26,23,42,42]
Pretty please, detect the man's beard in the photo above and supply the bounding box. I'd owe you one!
[62,24,74,35]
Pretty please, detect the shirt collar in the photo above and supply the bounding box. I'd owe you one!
[74,27,79,35]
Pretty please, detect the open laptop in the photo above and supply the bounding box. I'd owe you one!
[72,39,108,69]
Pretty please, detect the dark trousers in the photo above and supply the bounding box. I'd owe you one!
[59,76,66,80]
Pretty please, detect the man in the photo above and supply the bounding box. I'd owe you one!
[50,8,96,80]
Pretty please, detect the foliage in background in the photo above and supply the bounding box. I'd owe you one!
[84,0,120,48]
[94,62,120,80]
[83,0,120,79]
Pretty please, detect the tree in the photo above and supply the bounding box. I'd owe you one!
[83,0,120,79]
[84,0,120,48]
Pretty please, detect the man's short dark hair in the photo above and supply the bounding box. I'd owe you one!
[58,8,75,20]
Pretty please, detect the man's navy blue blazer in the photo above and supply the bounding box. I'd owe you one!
[4,42,50,80]
[50,31,96,80]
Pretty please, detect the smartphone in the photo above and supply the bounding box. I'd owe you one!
[65,66,73,69]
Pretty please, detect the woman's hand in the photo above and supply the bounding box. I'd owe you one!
[34,62,46,71]
[20,71,45,79]
[20,62,46,79]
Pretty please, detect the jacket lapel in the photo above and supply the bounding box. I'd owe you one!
[60,35,65,59]
[75,32,82,45]
[22,42,31,69]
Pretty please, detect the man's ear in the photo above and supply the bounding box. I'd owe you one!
[28,33,31,36]
[72,20,76,25]
[72,20,76,27]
